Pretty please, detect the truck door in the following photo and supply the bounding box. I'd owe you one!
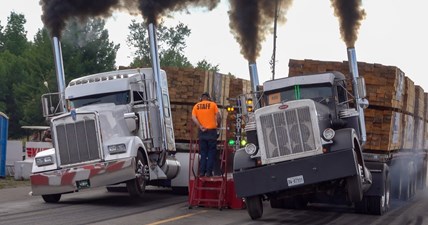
[160,71,176,152]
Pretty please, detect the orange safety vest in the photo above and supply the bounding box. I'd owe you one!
[192,100,219,129]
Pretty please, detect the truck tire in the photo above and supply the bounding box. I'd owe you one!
[245,195,263,220]
[127,151,147,197]
[367,168,390,215]
[346,151,363,202]
[400,161,416,201]
[42,194,61,203]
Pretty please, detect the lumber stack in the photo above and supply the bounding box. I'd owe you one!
[163,67,251,142]
[288,59,427,152]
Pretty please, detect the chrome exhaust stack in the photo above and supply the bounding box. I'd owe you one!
[248,62,261,109]
[347,47,368,145]
[52,37,67,113]
[148,23,167,151]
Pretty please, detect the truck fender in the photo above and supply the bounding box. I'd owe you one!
[363,162,389,196]
[233,148,257,172]
[329,128,358,152]
[128,136,149,162]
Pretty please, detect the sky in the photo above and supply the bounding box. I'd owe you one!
[1,0,428,90]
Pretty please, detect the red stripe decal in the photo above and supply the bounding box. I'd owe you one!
[61,172,76,185]
[30,174,49,186]
[106,161,125,173]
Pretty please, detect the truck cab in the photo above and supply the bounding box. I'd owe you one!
[31,68,180,203]
[233,71,387,219]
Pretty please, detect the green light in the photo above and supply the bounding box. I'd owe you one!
[240,139,247,146]
[228,139,235,146]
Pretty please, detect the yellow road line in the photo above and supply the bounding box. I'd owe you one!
[145,210,208,225]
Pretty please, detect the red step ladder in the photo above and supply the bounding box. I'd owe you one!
[188,120,244,210]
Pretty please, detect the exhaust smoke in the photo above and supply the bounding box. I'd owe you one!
[138,0,220,26]
[40,0,140,37]
[228,0,293,63]
[330,0,366,47]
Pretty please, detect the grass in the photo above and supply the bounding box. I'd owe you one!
[0,176,31,189]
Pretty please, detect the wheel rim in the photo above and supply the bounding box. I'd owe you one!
[136,158,147,190]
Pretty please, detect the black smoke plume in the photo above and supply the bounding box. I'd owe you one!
[330,0,366,47]
[40,0,139,38]
[40,0,219,37]
[138,0,220,26]
[228,0,293,63]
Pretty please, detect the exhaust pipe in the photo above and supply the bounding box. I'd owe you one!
[347,47,367,145]
[248,62,260,109]
[148,23,167,151]
[52,37,67,113]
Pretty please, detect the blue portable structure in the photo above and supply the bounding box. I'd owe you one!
[0,112,8,178]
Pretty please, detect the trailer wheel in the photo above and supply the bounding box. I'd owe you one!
[127,151,148,197]
[368,168,390,215]
[245,195,263,220]
[400,161,415,200]
[42,194,61,203]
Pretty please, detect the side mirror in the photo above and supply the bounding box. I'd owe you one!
[357,77,367,99]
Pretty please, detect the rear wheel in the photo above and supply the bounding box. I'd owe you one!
[42,194,61,203]
[368,169,390,215]
[127,151,148,197]
[245,195,263,220]
[400,161,415,200]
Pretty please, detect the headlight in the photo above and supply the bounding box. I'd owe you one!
[35,156,54,166]
[323,128,335,140]
[244,143,257,155]
[108,144,127,154]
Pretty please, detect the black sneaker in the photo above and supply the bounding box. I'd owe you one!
[205,172,213,177]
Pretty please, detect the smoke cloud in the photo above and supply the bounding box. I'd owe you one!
[228,0,293,63]
[138,0,220,26]
[40,0,219,37]
[40,0,140,38]
[330,0,366,47]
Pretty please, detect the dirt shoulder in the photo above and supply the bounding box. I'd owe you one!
[0,176,30,189]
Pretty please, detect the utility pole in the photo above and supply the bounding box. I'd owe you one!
[270,0,279,80]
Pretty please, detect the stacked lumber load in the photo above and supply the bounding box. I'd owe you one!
[163,67,251,143]
[288,59,427,152]
[412,86,425,150]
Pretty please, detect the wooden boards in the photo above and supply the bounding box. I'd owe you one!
[288,59,427,152]
[163,67,251,142]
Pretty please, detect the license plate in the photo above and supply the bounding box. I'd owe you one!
[76,179,91,189]
[287,175,304,187]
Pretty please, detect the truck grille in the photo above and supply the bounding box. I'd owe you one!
[55,115,100,165]
[260,106,317,161]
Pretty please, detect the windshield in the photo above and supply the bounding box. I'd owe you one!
[266,84,333,105]
[68,91,130,108]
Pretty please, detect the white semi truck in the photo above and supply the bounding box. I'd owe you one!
[31,67,181,203]
[30,25,183,203]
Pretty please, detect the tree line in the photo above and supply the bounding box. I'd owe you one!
[0,12,218,139]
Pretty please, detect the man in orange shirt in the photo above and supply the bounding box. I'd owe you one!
[192,92,221,177]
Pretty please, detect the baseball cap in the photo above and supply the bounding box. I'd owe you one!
[201,92,210,98]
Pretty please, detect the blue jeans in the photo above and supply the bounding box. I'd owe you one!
[199,129,217,176]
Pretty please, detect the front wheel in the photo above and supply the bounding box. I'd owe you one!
[127,151,148,197]
[42,194,61,203]
[245,196,263,220]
